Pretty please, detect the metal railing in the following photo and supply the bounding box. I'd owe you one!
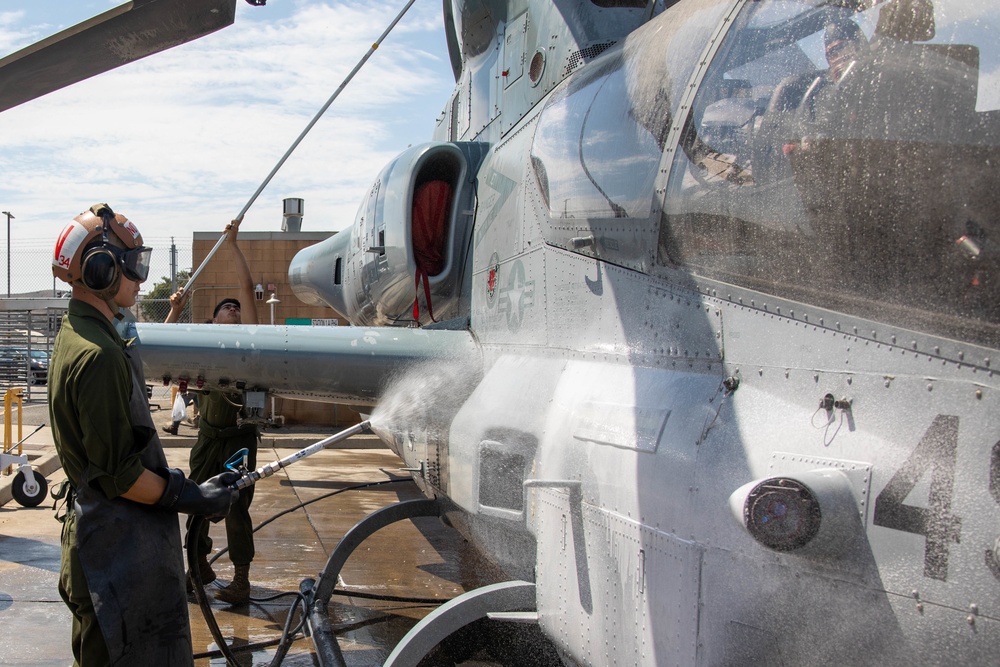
[0,306,62,401]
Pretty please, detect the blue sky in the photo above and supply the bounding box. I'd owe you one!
[0,0,455,291]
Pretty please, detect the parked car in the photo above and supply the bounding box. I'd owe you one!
[0,348,48,386]
[27,349,48,385]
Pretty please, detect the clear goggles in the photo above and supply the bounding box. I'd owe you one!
[113,245,153,282]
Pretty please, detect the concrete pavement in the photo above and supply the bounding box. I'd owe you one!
[0,390,492,666]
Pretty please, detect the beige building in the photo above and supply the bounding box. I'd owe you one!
[188,230,360,427]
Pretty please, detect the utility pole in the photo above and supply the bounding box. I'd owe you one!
[170,237,177,292]
[1,211,13,298]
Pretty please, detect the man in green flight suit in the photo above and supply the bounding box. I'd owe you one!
[166,218,260,604]
[49,204,240,665]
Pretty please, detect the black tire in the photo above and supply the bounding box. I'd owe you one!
[12,469,47,507]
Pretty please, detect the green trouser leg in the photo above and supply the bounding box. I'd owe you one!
[186,432,258,565]
[59,510,111,666]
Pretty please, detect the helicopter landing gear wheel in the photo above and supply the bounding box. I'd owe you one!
[12,468,47,507]
[383,581,538,667]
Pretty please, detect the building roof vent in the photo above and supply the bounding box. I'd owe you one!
[282,197,304,232]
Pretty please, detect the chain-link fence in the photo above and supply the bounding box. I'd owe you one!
[2,236,192,322]
[0,235,192,400]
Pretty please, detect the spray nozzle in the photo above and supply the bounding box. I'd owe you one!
[225,448,250,474]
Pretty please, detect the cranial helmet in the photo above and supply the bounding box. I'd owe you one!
[825,18,867,52]
[52,204,152,299]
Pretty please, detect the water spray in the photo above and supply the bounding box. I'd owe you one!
[227,420,372,490]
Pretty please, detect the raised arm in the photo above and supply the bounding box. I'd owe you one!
[164,288,187,323]
[226,219,259,325]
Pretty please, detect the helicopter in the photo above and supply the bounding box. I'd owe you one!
[6,0,1000,664]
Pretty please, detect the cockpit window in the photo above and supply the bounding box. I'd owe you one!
[659,0,1000,348]
[532,55,664,220]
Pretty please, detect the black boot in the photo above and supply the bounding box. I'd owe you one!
[215,564,251,604]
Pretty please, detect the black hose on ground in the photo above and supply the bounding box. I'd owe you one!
[189,477,454,664]
[187,514,243,667]
[188,518,310,666]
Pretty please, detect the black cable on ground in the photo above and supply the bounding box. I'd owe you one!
[208,478,411,566]
[190,590,306,661]
[210,478,459,605]
[269,590,308,665]
[330,587,453,605]
[191,477,453,664]
[194,637,284,661]
[193,611,402,661]
[187,514,243,667]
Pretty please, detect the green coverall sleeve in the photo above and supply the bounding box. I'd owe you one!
[74,347,146,499]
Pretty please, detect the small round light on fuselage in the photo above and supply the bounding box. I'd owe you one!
[744,477,821,551]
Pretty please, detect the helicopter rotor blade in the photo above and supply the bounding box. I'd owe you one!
[0,0,238,113]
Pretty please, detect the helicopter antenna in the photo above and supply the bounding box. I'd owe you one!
[180,0,418,296]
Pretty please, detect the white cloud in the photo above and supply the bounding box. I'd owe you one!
[0,0,454,292]
[0,10,39,53]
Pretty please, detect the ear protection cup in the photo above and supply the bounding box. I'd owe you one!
[80,245,121,297]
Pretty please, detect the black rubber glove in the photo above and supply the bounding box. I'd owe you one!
[155,468,240,518]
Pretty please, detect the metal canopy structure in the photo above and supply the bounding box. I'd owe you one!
[0,0,238,113]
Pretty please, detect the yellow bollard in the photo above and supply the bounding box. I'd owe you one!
[3,388,23,476]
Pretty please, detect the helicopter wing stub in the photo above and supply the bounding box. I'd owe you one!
[133,322,480,406]
[0,0,238,113]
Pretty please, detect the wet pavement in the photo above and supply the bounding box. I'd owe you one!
[0,387,498,666]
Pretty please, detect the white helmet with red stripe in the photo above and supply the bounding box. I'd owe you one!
[52,204,150,298]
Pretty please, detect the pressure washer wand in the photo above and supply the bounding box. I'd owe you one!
[232,420,371,490]
[5,423,44,451]
[177,231,228,298]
